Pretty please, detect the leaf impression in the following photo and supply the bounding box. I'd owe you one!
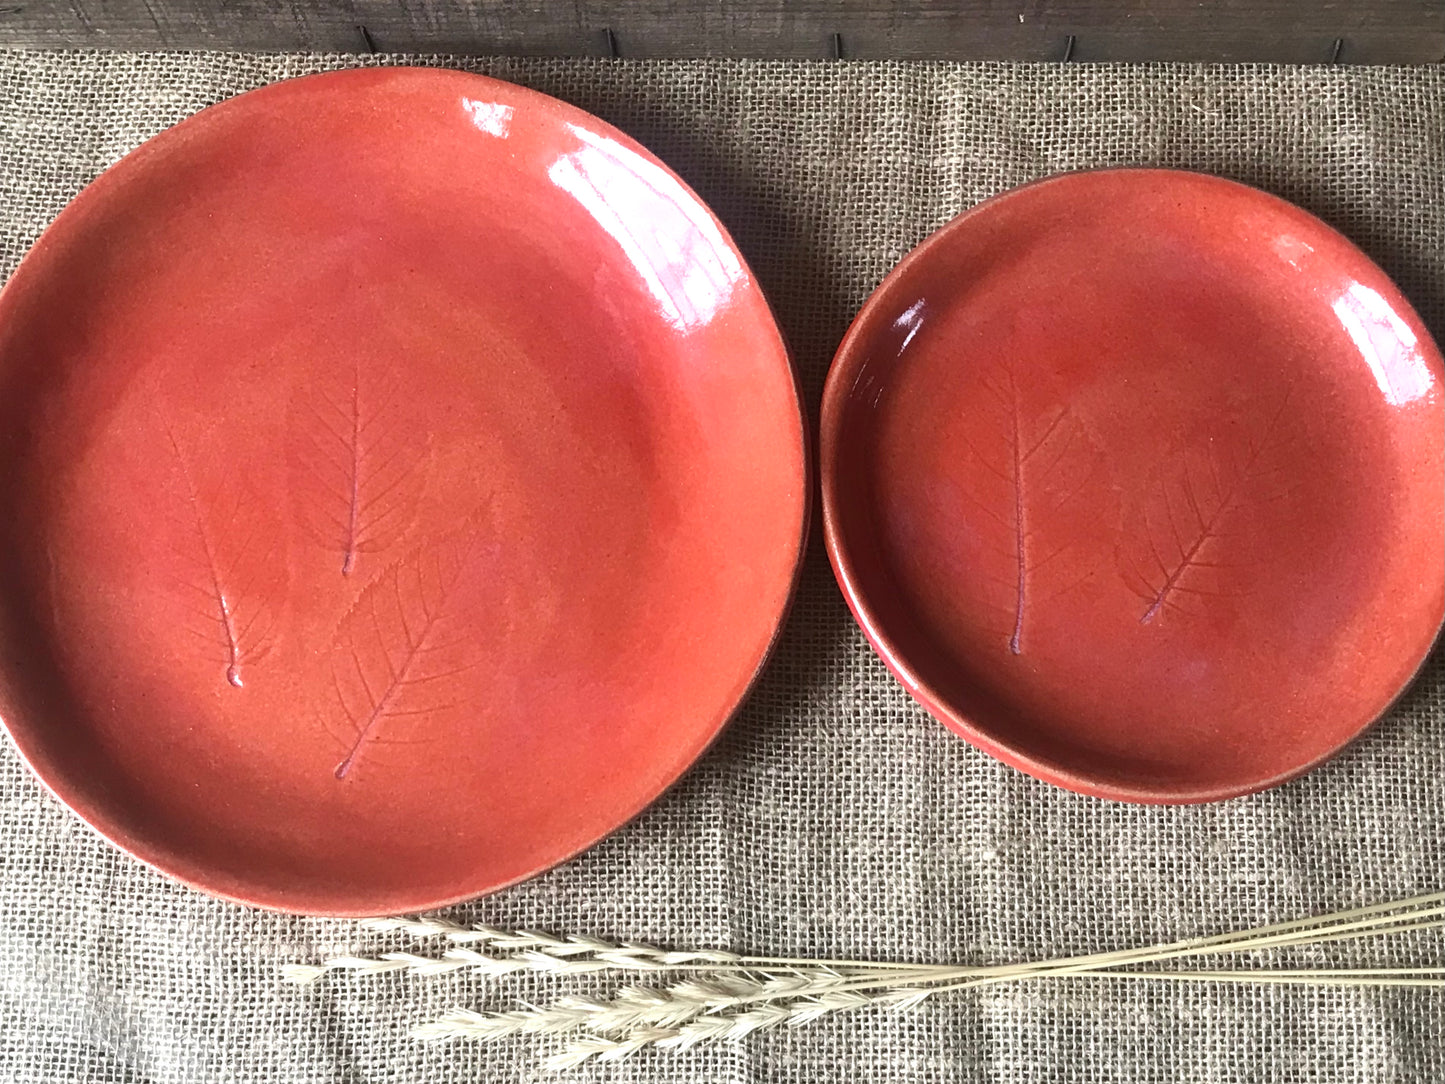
[952,361,1098,655]
[288,359,431,577]
[163,426,285,688]
[1121,391,1299,625]
[327,529,490,780]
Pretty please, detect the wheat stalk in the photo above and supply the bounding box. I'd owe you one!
[360,918,745,964]
[541,988,935,1069]
[358,915,940,973]
[288,922,942,986]
[305,893,1445,988]
[410,967,927,1041]
[542,964,1445,1068]
[286,892,1444,1068]
[322,890,1439,1000]
[504,910,1445,1061]
[409,912,1445,1055]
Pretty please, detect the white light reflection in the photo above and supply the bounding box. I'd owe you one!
[461,99,514,137]
[894,299,927,355]
[547,124,742,331]
[1331,281,1435,407]
[1271,233,1316,272]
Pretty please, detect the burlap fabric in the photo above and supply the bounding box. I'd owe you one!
[0,51,1441,1083]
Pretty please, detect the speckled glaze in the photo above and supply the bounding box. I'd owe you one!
[822,169,1444,804]
[0,68,808,914]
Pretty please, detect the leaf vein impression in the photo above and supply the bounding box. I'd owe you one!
[1008,375,1027,656]
[169,429,245,688]
[343,375,363,576]
[332,547,474,781]
[1140,394,1291,625]
[334,601,445,780]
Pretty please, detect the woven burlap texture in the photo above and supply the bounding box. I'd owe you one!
[0,51,1441,1084]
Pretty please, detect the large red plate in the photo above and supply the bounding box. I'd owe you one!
[822,170,1443,803]
[0,68,807,914]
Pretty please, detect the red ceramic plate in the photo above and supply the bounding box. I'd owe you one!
[822,169,1444,804]
[0,68,807,914]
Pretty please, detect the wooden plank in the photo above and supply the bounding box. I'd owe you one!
[0,2,1440,64]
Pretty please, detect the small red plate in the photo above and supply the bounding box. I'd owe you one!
[822,169,1444,804]
[0,68,807,914]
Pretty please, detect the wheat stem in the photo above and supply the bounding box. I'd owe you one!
[283,952,789,986]
[360,915,941,972]
[948,898,1444,984]
[1083,968,1445,984]
[544,964,1445,1068]
[409,917,1445,1048]
[300,894,1443,989]
[718,910,1445,1004]
[407,896,1445,1053]
[555,906,1445,1017]
[408,966,945,1042]
[289,892,1444,1067]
